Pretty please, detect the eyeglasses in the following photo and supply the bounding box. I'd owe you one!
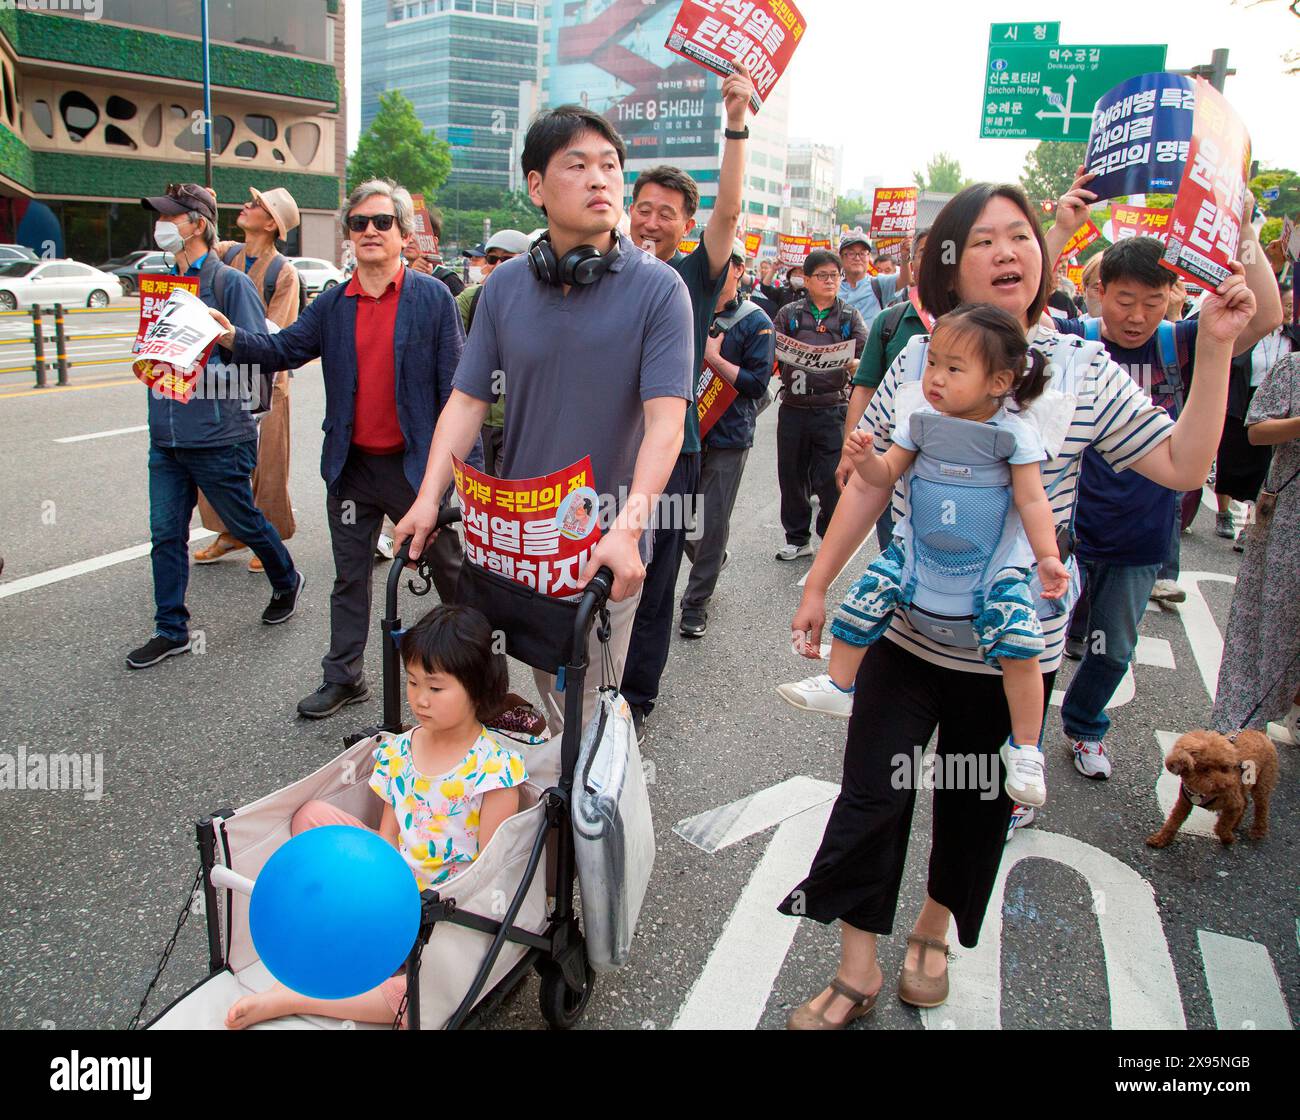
[485,253,512,265]
[347,213,397,233]
[841,248,869,258]
[810,271,841,282]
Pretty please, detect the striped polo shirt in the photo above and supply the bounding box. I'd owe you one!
[859,325,1177,674]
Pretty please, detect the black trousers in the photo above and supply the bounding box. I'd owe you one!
[620,451,701,713]
[323,449,462,686]
[778,637,1055,948]
[777,403,845,546]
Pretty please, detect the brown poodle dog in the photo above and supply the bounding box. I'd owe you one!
[1147,730,1278,848]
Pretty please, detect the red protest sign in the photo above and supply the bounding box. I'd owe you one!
[777,233,812,267]
[664,0,807,110]
[696,363,739,438]
[1055,220,1103,265]
[452,455,601,599]
[744,232,762,257]
[133,286,220,402]
[678,238,700,255]
[1162,81,1251,289]
[869,187,918,240]
[810,238,832,252]
[874,236,908,261]
[134,274,198,354]
[1112,204,1174,244]
[409,193,439,258]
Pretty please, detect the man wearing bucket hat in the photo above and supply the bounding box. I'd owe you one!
[194,186,303,570]
[127,182,305,670]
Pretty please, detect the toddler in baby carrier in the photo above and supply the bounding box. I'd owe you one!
[785,304,1074,809]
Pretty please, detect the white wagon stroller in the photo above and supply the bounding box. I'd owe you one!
[139,508,616,1030]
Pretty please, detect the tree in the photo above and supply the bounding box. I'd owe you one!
[1249,168,1300,218]
[835,194,868,227]
[347,90,452,199]
[1021,141,1088,204]
[913,153,968,194]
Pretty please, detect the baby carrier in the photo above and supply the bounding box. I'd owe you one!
[889,336,1088,648]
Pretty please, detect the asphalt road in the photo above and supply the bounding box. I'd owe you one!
[0,370,1295,1032]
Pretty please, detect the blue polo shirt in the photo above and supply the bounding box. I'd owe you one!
[840,271,897,327]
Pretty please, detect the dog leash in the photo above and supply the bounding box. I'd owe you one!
[1235,647,1300,731]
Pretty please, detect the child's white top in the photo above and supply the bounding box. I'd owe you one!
[369,727,527,889]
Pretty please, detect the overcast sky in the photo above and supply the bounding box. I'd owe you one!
[345,0,1299,190]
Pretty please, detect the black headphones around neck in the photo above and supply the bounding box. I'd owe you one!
[527,231,621,287]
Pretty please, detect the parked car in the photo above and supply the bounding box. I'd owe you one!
[288,256,345,295]
[0,260,118,310]
[105,250,168,296]
[0,243,38,263]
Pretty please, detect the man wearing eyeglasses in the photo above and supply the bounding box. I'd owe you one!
[838,233,909,328]
[207,178,468,720]
[774,249,868,561]
[194,186,302,571]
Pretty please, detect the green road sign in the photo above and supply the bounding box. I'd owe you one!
[988,22,1060,44]
[981,42,1168,141]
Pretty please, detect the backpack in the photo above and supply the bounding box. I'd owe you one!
[875,301,909,355]
[221,244,306,320]
[870,275,885,310]
[1083,317,1184,413]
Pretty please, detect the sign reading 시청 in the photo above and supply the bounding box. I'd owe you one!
[665,0,807,111]
[1162,82,1251,290]
[452,455,601,599]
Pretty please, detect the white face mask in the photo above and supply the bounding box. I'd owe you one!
[154,220,186,254]
[790,274,805,289]
[467,265,485,285]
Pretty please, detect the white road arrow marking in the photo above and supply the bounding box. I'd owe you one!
[673,775,839,854]
[923,829,1185,1030]
[1166,571,1236,700]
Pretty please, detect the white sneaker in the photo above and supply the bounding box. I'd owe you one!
[776,673,854,718]
[775,543,815,561]
[375,532,395,561]
[1006,803,1036,841]
[1149,579,1186,604]
[1070,738,1112,780]
[1000,741,1047,807]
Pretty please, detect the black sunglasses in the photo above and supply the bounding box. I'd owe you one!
[347,212,397,233]
[484,253,512,265]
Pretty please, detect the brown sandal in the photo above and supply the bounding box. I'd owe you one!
[898,934,949,1008]
[194,534,247,564]
[786,975,879,1030]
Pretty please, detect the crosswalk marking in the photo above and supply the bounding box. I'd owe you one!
[1153,730,1219,837]
[1135,635,1175,669]
[1198,930,1293,1030]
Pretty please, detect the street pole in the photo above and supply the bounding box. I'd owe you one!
[201,0,213,189]
[1182,48,1235,93]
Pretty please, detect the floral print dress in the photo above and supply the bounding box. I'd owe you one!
[369,727,528,889]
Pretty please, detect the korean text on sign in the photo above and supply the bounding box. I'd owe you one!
[1112,204,1173,245]
[696,363,739,438]
[1055,220,1102,265]
[132,288,221,402]
[664,0,807,110]
[134,274,198,355]
[1163,82,1251,290]
[869,187,918,239]
[1085,72,1195,200]
[777,233,812,267]
[409,193,439,257]
[452,455,600,599]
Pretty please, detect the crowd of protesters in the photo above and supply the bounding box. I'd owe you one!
[120,70,1298,1029]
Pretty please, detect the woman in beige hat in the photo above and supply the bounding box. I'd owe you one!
[194,186,302,568]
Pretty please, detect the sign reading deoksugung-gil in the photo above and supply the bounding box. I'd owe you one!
[452,455,601,598]
[1162,82,1251,290]
[665,0,807,111]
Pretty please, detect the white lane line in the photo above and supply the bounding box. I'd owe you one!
[0,527,215,600]
[671,799,835,1030]
[53,424,148,444]
[673,776,840,854]
[1172,572,1237,701]
[1153,730,1218,837]
[1135,635,1176,669]
[1198,930,1293,1030]
[796,534,869,590]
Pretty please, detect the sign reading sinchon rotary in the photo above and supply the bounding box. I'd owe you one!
[982,31,1167,142]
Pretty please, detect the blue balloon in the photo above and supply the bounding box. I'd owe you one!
[250,826,420,1000]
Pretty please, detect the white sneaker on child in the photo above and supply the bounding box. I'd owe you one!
[1000,741,1047,807]
[776,673,854,718]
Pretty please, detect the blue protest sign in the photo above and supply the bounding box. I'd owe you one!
[1085,72,1195,200]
